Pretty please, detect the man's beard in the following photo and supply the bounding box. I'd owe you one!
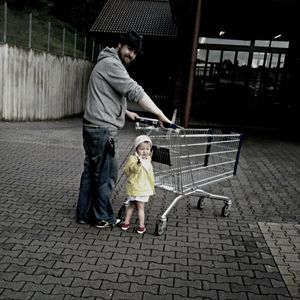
[118,52,132,67]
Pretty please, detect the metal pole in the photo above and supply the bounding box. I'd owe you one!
[47,21,51,52]
[3,1,7,43]
[62,28,65,56]
[268,40,273,68]
[83,36,87,60]
[28,13,32,48]
[92,39,95,61]
[73,32,77,58]
[183,0,202,128]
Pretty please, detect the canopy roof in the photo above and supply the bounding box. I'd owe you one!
[91,0,177,38]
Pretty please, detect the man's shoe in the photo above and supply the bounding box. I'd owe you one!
[112,218,122,227]
[77,219,89,224]
[94,220,111,228]
[94,219,121,228]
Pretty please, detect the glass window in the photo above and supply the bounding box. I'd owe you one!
[265,53,272,68]
[255,40,289,48]
[271,53,279,68]
[222,51,235,63]
[271,41,289,48]
[237,52,249,66]
[279,54,285,68]
[252,52,265,68]
[255,40,270,47]
[208,50,221,63]
[199,37,251,46]
[197,48,207,61]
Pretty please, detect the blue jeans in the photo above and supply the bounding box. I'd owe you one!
[77,125,118,224]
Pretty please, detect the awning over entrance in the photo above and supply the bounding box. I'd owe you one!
[91,0,177,38]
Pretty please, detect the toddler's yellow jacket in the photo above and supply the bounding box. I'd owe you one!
[123,155,155,196]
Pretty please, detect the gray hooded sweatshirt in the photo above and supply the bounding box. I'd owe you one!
[84,47,145,129]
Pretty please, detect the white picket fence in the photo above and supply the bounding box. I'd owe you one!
[0,43,94,120]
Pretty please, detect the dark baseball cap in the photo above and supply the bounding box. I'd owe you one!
[120,30,143,54]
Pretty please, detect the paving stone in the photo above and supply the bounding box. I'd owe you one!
[0,290,34,300]
[112,290,144,300]
[32,293,64,300]
[217,291,248,300]
[81,287,113,299]
[129,282,159,294]
[247,293,280,300]
[146,276,173,287]
[143,293,172,300]
[188,272,215,282]
[189,287,218,299]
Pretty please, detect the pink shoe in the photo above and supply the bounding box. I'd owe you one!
[121,223,130,231]
[137,226,146,234]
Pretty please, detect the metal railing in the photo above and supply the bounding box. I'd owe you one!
[0,1,100,61]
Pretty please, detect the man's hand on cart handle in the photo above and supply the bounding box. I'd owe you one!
[157,110,183,129]
[126,110,140,121]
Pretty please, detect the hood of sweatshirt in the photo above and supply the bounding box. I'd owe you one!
[97,47,118,62]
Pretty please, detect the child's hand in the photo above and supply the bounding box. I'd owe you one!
[135,152,141,165]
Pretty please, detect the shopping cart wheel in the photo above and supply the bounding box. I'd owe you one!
[117,205,127,220]
[221,204,230,217]
[197,197,205,210]
[154,219,167,236]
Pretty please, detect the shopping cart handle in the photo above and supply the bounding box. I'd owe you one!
[164,122,180,129]
[135,117,182,129]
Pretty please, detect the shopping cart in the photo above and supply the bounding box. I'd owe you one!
[118,118,242,235]
[131,117,243,236]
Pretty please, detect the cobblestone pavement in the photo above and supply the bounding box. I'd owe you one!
[0,117,299,300]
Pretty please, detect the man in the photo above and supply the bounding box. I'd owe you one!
[77,30,171,228]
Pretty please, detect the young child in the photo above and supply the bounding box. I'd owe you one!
[121,135,155,234]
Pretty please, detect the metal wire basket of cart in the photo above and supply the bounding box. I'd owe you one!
[134,118,243,236]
